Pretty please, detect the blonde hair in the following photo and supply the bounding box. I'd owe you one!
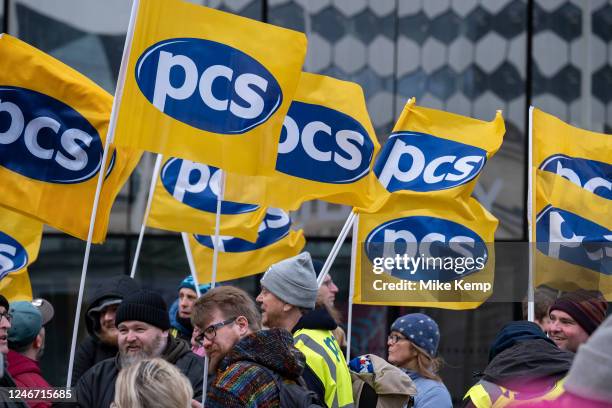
[410,342,443,382]
[112,358,193,408]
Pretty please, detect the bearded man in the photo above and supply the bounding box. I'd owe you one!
[75,291,203,408]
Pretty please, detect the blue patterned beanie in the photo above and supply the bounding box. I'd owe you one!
[391,313,440,357]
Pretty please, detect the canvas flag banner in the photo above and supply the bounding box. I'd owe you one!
[0,35,141,243]
[534,171,611,298]
[147,157,266,241]
[0,206,43,301]
[371,98,505,207]
[222,72,382,210]
[113,0,307,176]
[353,195,497,309]
[531,108,611,299]
[189,208,305,283]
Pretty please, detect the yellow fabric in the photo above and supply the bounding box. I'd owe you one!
[353,195,497,309]
[113,0,306,176]
[464,378,566,408]
[531,108,611,299]
[222,72,382,210]
[294,328,354,408]
[146,156,266,242]
[534,171,611,298]
[365,98,505,209]
[0,35,141,243]
[0,206,43,301]
[188,209,305,283]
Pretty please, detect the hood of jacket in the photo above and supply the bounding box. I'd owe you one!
[6,350,41,378]
[482,339,574,390]
[220,328,306,380]
[351,354,416,397]
[85,275,139,340]
[292,306,338,333]
[169,299,193,337]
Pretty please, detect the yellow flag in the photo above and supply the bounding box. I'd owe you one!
[370,98,505,205]
[189,208,305,283]
[146,157,266,242]
[0,35,142,243]
[534,171,611,298]
[353,195,497,309]
[0,206,43,301]
[113,0,307,176]
[223,73,382,210]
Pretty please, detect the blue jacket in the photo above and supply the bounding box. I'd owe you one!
[403,369,452,408]
[169,299,192,342]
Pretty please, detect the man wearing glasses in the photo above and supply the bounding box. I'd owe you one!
[0,294,28,408]
[191,285,307,406]
[75,290,203,408]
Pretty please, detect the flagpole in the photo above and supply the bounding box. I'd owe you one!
[527,106,535,322]
[345,213,358,362]
[317,210,356,288]
[210,169,226,289]
[130,153,163,278]
[66,0,140,388]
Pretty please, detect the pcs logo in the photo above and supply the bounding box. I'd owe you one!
[136,38,282,134]
[0,86,104,183]
[374,132,486,193]
[0,232,27,280]
[536,206,611,274]
[194,208,290,252]
[161,158,259,214]
[275,101,374,184]
[365,216,488,281]
[539,155,611,200]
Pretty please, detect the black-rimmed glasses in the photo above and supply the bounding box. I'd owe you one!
[0,311,12,323]
[195,317,236,345]
[387,334,409,345]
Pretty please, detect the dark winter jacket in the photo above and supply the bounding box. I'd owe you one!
[169,299,193,343]
[463,339,574,408]
[6,350,51,408]
[76,335,203,408]
[72,275,139,385]
[292,307,339,406]
[0,367,29,408]
[205,328,306,407]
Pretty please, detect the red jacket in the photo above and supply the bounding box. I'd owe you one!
[6,350,52,408]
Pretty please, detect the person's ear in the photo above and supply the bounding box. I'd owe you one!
[282,303,293,312]
[235,316,249,335]
[34,334,43,349]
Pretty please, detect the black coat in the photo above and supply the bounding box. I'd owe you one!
[0,368,28,408]
[75,336,204,408]
[72,275,139,385]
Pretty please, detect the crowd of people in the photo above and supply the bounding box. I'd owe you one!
[0,252,610,408]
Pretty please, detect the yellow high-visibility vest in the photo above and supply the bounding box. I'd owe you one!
[294,328,354,408]
[464,377,566,408]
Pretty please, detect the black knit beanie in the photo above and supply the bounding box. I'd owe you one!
[115,290,170,330]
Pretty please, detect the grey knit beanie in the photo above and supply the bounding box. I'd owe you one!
[260,252,318,309]
[564,314,612,403]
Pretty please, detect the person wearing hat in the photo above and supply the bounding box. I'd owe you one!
[256,252,354,408]
[548,289,608,353]
[0,295,28,408]
[72,275,140,385]
[463,320,573,408]
[6,300,54,408]
[75,290,204,408]
[388,313,452,408]
[169,275,210,343]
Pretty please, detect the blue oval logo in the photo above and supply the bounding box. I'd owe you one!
[0,232,28,280]
[365,216,488,281]
[536,205,611,275]
[275,102,375,184]
[135,38,283,134]
[194,208,290,252]
[161,157,259,214]
[0,86,103,183]
[374,132,487,192]
[540,154,611,200]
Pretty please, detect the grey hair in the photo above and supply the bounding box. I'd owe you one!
[112,358,193,408]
